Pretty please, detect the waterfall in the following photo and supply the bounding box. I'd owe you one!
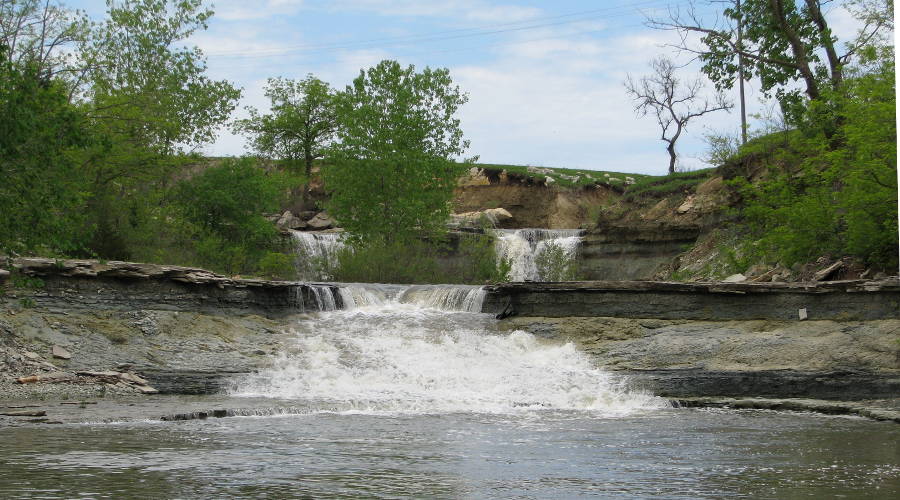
[293,284,339,313]
[494,229,583,281]
[289,230,345,281]
[336,284,486,313]
[293,283,486,313]
[232,293,664,415]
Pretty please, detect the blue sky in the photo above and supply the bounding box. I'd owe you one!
[67,0,863,175]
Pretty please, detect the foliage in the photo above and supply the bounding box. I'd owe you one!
[654,0,891,123]
[325,60,471,245]
[622,168,715,202]
[0,53,90,255]
[233,75,336,177]
[534,241,578,281]
[330,234,508,285]
[72,0,241,258]
[0,0,90,83]
[625,56,732,174]
[731,47,897,269]
[171,157,294,274]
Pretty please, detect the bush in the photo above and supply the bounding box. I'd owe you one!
[534,241,579,281]
[331,234,508,284]
[169,157,297,275]
[729,48,897,269]
[257,252,296,280]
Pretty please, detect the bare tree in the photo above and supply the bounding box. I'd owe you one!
[625,56,732,174]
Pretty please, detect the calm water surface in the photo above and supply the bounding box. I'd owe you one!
[2,403,897,499]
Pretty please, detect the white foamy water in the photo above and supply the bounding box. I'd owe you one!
[232,299,665,415]
[494,229,583,281]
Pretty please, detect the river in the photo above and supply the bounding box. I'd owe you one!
[1,285,898,499]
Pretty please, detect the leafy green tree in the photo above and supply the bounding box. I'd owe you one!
[74,0,241,257]
[233,75,336,179]
[325,60,472,245]
[0,0,90,85]
[172,157,292,274]
[650,0,892,121]
[0,47,90,256]
[732,46,897,269]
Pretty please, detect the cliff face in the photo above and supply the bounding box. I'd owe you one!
[452,168,732,280]
[579,223,702,280]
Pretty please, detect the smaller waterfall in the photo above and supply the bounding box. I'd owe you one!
[293,284,339,313]
[289,230,345,281]
[336,284,485,313]
[494,229,583,282]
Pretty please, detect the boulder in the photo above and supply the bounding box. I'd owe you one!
[306,212,335,230]
[0,269,9,282]
[276,211,306,230]
[450,208,514,228]
[51,345,71,360]
[676,196,695,214]
[722,273,747,283]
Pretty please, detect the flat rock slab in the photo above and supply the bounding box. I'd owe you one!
[675,397,900,423]
[51,346,71,360]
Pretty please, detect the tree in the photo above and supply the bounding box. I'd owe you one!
[172,158,291,274]
[75,0,241,257]
[233,75,336,180]
[648,0,893,123]
[0,0,90,86]
[625,56,732,174]
[324,60,472,244]
[0,47,90,255]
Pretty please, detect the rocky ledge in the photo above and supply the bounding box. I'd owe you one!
[2,257,338,316]
[484,279,900,320]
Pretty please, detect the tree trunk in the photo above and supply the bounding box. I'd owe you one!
[302,148,313,207]
[769,0,820,101]
[667,141,677,174]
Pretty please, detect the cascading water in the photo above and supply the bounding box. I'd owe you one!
[493,229,583,281]
[232,284,664,415]
[289,230,345,281]
[293,284,339,313]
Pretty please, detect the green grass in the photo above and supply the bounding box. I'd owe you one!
[621,168,716,202]
[469,162,650,188]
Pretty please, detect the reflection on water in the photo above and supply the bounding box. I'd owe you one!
[0,408,898,499]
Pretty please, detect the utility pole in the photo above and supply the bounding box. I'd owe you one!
[736,0,748,145]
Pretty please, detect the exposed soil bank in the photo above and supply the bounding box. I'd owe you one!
[2,259,897,410]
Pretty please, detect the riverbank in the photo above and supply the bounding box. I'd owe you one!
[2,258,897,421]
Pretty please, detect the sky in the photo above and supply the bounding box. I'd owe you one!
[66,0,865,175]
